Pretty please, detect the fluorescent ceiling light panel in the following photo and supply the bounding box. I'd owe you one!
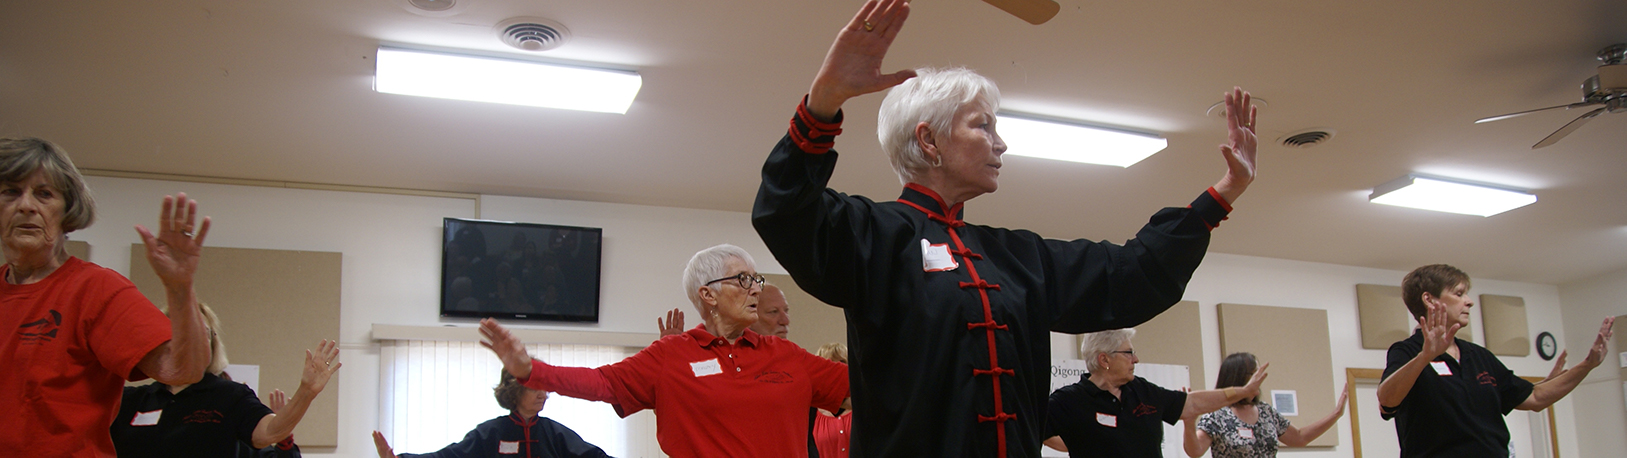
[1368,175,1536,217]
[996,114,1167,167]
[374,47,641,114]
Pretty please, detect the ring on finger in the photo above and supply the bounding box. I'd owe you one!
[863,21,874,31]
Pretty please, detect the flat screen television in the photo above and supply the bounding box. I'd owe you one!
[441,217,603,322]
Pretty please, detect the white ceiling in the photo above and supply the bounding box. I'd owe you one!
[3,0,1624,285]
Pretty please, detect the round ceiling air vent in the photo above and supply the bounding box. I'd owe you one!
[496,17,570,52]
[397,0,468,17]
[1278,129,1335,148]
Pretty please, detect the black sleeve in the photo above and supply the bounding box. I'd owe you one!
[230,386,275,446]
[1148,382,1189,425]
[400,423,492,458]
[1380,340,1420,420]
[1038,191,1230,333]
[542,419,612,458]
[1043,389,1072,438]
[1488,355,1535,414]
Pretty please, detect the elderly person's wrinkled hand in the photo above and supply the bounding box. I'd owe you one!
[657,307,686,337]
[480,318,534,380]
[806,0,918,120]
[134,193,210,291]
[1213,87,1259,204]
[300,339,341,394]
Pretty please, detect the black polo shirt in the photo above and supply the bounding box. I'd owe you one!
[1381,329,1533,458]
[111,372,273,458]
[1045,374,1186,458]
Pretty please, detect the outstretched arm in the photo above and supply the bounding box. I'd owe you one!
[479,318,617,403]
[1519,317,1615,410]
[1211,88,1259,205]
[1378,301,1459,408]
[1184,362,1269,417]
[804,0,918,121]
[133,193,213,385]
[251,340,341,448]
[1280,380,1349,446]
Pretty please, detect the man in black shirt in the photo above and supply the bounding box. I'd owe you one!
[1378,264,1615,457]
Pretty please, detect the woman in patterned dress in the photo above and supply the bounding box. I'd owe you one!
[1181,353,1348,458]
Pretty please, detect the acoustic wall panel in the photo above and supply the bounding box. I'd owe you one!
[1218,303,1338,447]
[1131,301,1205,390]
[1479,294,1529,356]
[130,245,342,447]
[67,240,89,259]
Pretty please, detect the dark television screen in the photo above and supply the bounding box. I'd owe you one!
[441,217,602,322]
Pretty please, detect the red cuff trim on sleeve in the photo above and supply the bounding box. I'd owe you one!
[276,435,296,450]
[1206,187,1234,212]
[788,96,843,154]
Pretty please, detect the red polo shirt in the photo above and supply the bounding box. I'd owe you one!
[522,325,847,458]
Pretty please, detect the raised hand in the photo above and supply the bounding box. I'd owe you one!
[657,308,686,337]
[134,193,211,291]
[1213,87,1259,204]
[479,318,534,379]
[1579,316,1616,369]
[1419,298,1460,359]
[300,339,342,394]
[268,389,288,414]
[1241,362,1270,398]
[1542,350,1569,383]
[806,0,918,119]
[372,431,397,458]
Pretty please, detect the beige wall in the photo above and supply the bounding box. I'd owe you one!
[1557,268,1627,458]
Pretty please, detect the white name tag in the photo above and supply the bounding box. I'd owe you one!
[1237,427,1254,440]
[1430,361,1453,376]
[131,409,162,426]
[1096,413,1117,427]
[498,440,519,454]
[691,358,723,377]
[921,239,958,272]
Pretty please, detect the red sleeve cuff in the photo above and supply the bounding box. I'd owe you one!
[276,435,296,450]
[1205,187,1233,212]
[788,95,844,154]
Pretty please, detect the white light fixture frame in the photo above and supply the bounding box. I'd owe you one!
[1368,174,1537,217]
[374,47,641,114]
[994,113,1168,167]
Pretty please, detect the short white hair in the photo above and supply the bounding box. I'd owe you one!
[682,244,756,312]
[877,67,1001,184]
[1079,328,1136,373]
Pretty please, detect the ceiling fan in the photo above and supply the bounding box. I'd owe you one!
[981,0,1060,25]
[1475,43,1627,149]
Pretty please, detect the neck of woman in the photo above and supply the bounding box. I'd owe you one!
[5,249,65,285]
[909,178,982,210]
[705,318,747,345]
[1088,373,1123,398]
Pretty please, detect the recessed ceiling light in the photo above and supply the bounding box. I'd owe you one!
[1368,174,1536,217]
[374,47,642,114]
[996,114,1167,167]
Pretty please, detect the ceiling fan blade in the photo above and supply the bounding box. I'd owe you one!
[1475,101,1599,124]
[981,0,1060,25]
[1532,107,1607,148]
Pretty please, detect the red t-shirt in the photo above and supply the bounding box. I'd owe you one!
[0,257,173,457]
[813,410,853,458]
[524,325,848,458]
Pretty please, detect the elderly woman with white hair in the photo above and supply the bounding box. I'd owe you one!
[749,1,1260,457]
[479,244,849,458]
[1044,329,1267,457]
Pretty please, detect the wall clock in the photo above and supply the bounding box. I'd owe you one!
[1535,331,1558,360]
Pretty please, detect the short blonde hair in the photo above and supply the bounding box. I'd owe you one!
[816,342,847,364]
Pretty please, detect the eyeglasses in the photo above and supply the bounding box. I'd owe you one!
[705,272,766,290]
[1108,350,1136,357]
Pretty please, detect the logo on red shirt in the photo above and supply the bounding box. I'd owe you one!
[17,309,61,344]
[183,410,225,424]
[1132,403,1159,417]
[1476,372,1497,386]
[755,370,795,384]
